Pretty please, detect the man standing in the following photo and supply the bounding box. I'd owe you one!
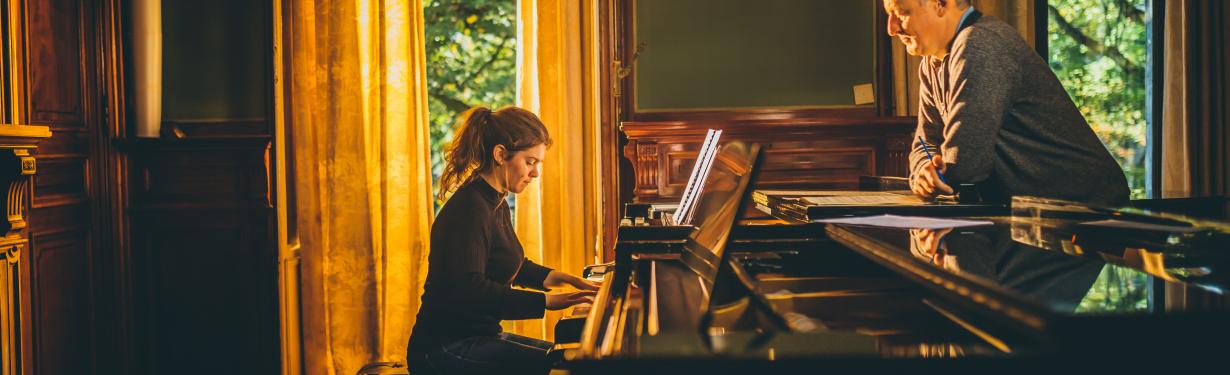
[886,0,1129,205]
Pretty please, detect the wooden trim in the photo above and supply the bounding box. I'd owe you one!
[272,0,302,373]
[4,0,28,125]
[621,116,914,138]
[1033,0,1048,57]
[1148,0,1164,198]
[95,0,135,372]
[599,0,619,261]
[161,118,269,138]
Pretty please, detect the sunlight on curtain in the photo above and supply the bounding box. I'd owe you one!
[510,0,604,341]
[1161,0,1189,198]
[286,0,434,373]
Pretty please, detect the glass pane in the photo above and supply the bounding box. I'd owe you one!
[1046,0,1151,199]
[634,0,876,111]
[423,0,518,210]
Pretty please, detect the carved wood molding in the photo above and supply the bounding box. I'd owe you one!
[621,119,915,202]
[0,124,50,250]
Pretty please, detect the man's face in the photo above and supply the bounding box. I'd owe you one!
[884,0,951,58]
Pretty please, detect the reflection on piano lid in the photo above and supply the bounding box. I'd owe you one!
[679,141,763,305]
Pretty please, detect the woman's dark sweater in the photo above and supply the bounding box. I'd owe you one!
[406,178,553,361]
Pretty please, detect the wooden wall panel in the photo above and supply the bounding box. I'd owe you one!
[28,231,90,375]
[622,119,914,203]
[26,0,85,126]
[23,0,99,374]
[126,139,278,375]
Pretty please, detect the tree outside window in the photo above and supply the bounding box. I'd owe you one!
[1047,0,1150,199]
[424,0,517,209]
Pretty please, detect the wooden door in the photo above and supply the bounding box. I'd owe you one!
[23,0,103,373]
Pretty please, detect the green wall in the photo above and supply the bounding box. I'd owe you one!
[162,0,267,120]
[634,0,876,111]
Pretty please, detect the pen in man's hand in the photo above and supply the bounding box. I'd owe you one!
[917,136,949,186]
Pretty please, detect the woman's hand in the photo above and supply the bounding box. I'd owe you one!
[546,290,595,310]
[544,270,600,291]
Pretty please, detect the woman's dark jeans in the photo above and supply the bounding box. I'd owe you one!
[414,333,554,375]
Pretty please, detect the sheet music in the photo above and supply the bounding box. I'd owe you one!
[676,129,717,215]
[676,129,722,225]
[801,194,926,206]
[814,214,993,229]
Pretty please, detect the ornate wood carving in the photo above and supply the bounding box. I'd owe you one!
[621,118,913,203]
[0,125,51,375]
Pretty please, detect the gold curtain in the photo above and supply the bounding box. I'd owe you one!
[285,0,434,374]
[1161,0,1190,198]
[509,0,604,341]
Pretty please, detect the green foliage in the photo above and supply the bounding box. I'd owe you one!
[1047,0,1149,199]
[424,0,518,204]
[1076,266,1150,313]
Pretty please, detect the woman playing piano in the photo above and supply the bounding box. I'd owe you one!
[406,106,598,375]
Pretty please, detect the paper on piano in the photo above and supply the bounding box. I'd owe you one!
[815,214,993,229]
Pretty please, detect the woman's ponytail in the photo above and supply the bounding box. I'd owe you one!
[436,106,551,201]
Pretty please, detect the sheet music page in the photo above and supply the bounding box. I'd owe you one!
[801,193,926,206]
[677,129,717,210]
[678,130,722,224]
[814,214,993,229]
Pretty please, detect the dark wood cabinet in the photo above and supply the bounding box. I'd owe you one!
[622,118,914,203]
[2,0,280,373]
[595,0,913,259]
[125,138,279,375]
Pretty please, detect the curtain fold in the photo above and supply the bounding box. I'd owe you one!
[1161,0,1190,197]
[287,0,435,374]
[510,0,603,341]
[1184,0,1230,198]
[1163,0,1230,199]
[1161,0,1230,312]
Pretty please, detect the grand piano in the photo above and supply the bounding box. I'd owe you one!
[560,141,1230,373]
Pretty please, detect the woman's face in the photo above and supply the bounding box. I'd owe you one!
[499,144,546,194]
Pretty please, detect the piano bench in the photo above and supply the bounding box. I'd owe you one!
[355,361,410,375]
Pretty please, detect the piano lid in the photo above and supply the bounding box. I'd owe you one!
[678,141,763,301]
[825,196,1230,326]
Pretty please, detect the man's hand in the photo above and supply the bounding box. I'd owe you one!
[909,228,954,264]
[911,154,954,199]
[544,270,600,291]
[546,290,596,310]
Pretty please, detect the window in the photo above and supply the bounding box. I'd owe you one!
[1044,0,1159,199]
[1043,0,1162,311]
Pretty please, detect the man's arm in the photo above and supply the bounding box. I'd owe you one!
[910,59,948,180]
[936,31,1020,183]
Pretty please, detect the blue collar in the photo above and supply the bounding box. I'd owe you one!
[953,7,976,41]
[944,7,980,54]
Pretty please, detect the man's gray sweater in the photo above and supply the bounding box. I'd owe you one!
[909,13,1130,206]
